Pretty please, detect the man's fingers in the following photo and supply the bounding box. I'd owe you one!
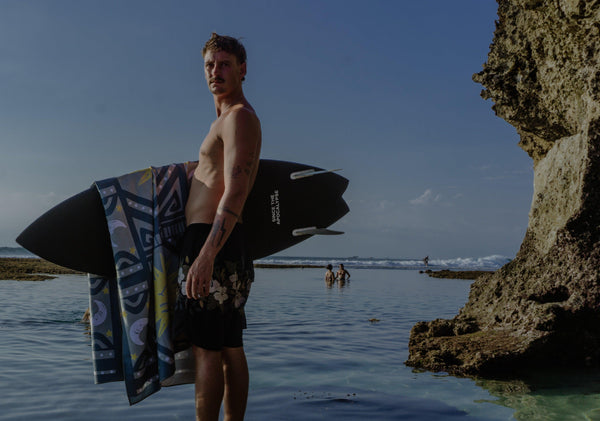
[185,275,209,299]
[199,279,211,298]
[186,272,200,299]
[185,273,192,298]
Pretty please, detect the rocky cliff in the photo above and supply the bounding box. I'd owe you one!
[406,0,600,375]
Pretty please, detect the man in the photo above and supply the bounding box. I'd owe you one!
[336,264,350,282]
[177,33,261,421]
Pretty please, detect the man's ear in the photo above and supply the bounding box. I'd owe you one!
[240,62,247,81]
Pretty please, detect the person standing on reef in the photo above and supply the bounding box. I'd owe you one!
[175,33,261,421]
[336,264,351,282]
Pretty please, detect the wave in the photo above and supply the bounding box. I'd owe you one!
[255,254,512,271]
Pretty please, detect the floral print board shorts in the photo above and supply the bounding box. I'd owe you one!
[173,223,254,351]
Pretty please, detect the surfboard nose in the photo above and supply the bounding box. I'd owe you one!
[16,187,116,278]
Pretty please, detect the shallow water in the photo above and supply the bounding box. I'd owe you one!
[1,268,599,420]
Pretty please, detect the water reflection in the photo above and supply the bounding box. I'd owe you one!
[325,279,351,289]
[473,368,600,420]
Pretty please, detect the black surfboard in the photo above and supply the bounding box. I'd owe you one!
[16,159,349,278]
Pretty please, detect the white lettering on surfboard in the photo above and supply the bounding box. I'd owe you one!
[270,190,281,225]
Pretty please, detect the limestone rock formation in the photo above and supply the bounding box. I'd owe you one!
[406,0,600,375]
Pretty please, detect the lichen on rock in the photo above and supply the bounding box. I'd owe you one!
[406,0,600,376]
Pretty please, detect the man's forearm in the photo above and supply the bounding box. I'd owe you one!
[200,190,247,260]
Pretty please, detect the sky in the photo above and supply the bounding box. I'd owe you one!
[0,0,533,260]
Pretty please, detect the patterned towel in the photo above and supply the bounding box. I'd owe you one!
[88,163,196,405]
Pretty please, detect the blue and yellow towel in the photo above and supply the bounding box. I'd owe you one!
[88,163,196,404]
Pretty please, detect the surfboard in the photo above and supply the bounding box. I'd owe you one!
[16,159,349,278]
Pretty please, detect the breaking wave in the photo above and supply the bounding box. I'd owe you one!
[255,254,511,270]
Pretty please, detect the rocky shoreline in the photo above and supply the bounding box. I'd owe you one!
[421,269,495,280]
[407,0,600,377]
[0,258,83,281]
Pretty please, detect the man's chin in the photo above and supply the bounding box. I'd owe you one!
[209,86,226,95]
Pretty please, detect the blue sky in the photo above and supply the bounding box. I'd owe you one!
[0,0,532,259]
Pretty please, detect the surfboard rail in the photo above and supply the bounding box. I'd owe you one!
[16,159,349,277]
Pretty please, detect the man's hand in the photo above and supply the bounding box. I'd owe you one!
[185,254,214,299]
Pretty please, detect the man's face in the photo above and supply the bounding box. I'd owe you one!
[203,50,246,96]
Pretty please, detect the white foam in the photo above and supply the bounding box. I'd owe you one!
[255,254,511,270]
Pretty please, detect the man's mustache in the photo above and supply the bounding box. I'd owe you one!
[210,77,225,83]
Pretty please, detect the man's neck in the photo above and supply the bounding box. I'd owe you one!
[214,91,246,117]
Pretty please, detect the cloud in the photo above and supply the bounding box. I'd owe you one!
[409,189,441,206]
[376,199,393,211]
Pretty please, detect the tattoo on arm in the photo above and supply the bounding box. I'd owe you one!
[218,206,240,219]
[232,162,253,178]
[244,160,253,176]
[210,218,228,248]
[232,165,243,178]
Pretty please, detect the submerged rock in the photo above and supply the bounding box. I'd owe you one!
[406,0,600,375]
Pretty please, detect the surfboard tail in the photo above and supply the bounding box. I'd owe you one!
[244,160,349,260]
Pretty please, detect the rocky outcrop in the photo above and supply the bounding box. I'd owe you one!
[406,0,600,375]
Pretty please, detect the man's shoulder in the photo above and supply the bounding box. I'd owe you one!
[219,105,261,139]
[223,104,259,124]
[215,104,261,150]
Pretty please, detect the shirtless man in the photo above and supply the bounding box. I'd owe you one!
[176,33,261,421]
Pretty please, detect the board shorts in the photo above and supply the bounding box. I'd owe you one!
[173,223,254,351]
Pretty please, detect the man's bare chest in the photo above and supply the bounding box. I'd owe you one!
[199,125,224,162]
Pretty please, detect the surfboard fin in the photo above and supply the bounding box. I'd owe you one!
[290,168,342,180]
[292,227,344,236]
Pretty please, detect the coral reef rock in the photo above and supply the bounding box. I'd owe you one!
[406,0,600,376]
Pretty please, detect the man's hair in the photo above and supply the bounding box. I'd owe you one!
[202,32,247,65]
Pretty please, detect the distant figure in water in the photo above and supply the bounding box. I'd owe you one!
[423,256,429,267]
[336,264,351,283]
[325,264,336,286]
[81,308,90,323]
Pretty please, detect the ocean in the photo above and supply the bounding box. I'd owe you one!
[1,248,600,420]
[0,246,511,270]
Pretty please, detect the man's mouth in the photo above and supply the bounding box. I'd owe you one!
[211,78,225,84]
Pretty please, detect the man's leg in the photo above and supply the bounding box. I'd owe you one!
[222,346,249,421]
[193,346,224,421]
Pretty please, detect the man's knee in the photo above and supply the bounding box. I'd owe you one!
[193,346,223,372]
[222,347,247,376]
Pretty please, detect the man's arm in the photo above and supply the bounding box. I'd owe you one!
[186,108,261,299]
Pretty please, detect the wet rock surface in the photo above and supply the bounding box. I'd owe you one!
[406,0,600,375]
[0,258,83,281]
